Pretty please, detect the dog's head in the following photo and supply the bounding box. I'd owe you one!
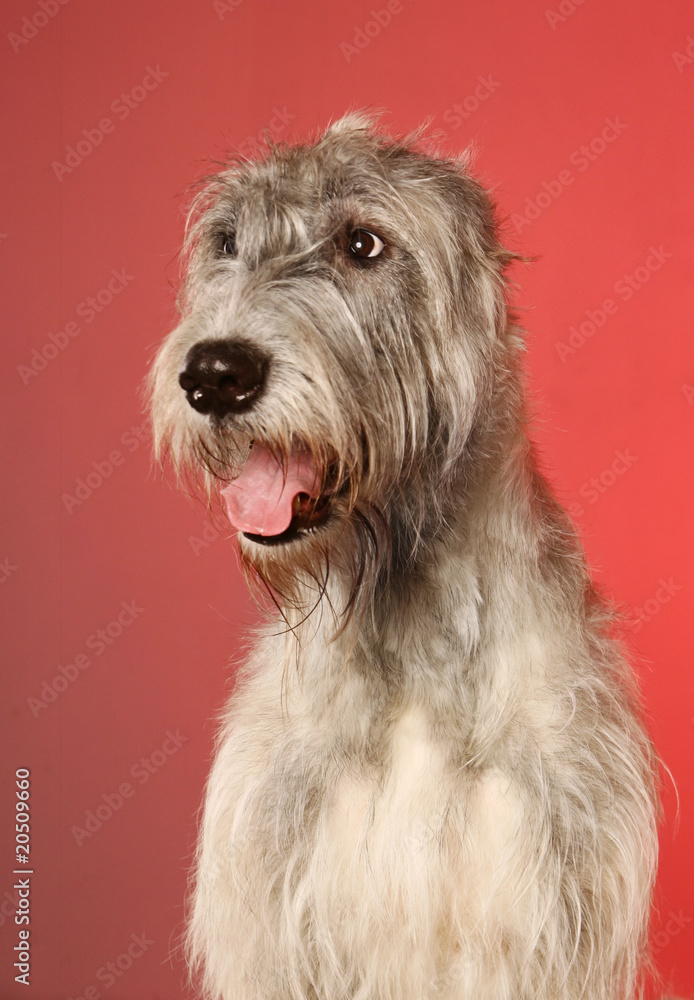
[150,113,518,618]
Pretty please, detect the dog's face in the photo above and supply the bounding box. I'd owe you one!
[150,114,513,607]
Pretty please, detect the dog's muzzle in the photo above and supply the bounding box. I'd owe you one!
[178,340,268,418]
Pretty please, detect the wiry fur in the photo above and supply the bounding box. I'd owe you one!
[149,113,659,1000]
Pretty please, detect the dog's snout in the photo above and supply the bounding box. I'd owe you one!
[179,341,267,417]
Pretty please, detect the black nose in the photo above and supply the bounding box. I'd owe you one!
[178,341,268,417]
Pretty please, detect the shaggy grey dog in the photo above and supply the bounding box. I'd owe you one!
[150,114,659,1000]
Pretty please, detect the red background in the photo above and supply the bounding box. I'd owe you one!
[1,1,693,997]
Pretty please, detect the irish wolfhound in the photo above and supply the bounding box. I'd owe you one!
[150,114,659,1000]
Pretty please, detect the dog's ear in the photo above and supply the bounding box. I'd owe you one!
[439,160,523,279]
[323,109,384,139]
[322,111,436,159]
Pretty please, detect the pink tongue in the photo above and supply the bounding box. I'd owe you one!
[220,446,320,536]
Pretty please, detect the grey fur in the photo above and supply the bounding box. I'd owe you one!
[149,113,659,1000]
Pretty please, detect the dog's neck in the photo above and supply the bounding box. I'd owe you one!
[352,403,587,700]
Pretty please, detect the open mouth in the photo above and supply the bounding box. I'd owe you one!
[243,490,334,546]
[220,444,339,546]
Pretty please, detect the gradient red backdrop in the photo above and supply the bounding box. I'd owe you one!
[1,1,693,997]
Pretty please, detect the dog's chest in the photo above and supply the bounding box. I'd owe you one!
[296,702,530,973]
[322,704,524,892]
[327,707,451,861]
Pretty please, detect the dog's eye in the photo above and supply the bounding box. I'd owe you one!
[220,233,237,257]
[348,229,385,260]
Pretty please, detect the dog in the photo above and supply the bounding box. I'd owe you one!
[149,113,659,1000]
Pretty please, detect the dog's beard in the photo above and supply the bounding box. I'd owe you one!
[186,423,390,637]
